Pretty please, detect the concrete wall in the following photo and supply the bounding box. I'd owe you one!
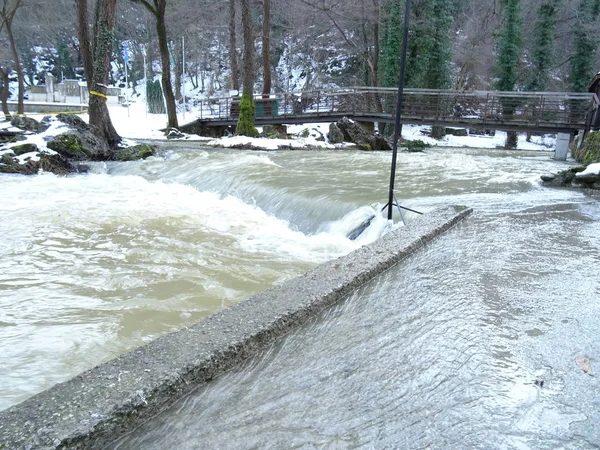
[28,74,122,106]
[7,102,86,114]
[0,205,472,450]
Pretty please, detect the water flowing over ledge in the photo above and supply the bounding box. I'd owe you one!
[0,205,472,450]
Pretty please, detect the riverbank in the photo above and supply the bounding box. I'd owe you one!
[0,100,560,175]
[91,101,557,152]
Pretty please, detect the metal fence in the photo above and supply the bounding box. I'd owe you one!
[196,88,598,131]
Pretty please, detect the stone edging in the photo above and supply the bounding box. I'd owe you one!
[0,205,472,450]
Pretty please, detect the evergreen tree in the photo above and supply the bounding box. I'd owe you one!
[569,0,600,92]
[380,0,403,89]
[423,0,452,90]
[55,35,76,81]
[494,0,523,92]
[525,1,557,91]
[405,0,435,88]
[494,0,523,149]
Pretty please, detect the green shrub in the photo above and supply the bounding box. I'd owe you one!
[581,131,600,165]
[236,94,259,137]
[404,139,429,151]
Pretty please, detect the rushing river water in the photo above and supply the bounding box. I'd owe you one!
[2,145,600,448]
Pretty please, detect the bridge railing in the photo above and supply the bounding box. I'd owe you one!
[195,88,596,130]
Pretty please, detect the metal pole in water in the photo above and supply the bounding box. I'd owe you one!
[387,0,412,221]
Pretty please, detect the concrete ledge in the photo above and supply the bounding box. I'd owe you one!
[0,205,472,450]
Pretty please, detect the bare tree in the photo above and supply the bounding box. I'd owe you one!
[241,0,254,95]
[130,0,178,128]
[75,0,93,83]
[262,0,271,96]
[0,65,10,118]
[75,0,121,148]
[229,0,239,91]
[236,0,258,136]
[0,0,25,114]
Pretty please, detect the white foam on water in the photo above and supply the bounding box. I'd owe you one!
[1,172,380,265]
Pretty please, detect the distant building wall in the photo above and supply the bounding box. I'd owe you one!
[28,73,121,105]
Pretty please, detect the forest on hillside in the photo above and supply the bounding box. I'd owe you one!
[0,0,598,102]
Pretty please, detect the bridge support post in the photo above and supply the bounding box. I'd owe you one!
[554,133,571,161]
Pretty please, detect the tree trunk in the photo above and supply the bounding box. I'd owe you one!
[505,131,518,149]
[228,0,239,92]
[0,66,10,118]
[89,0,121,149]
[6,22,23,115]
[371,0,379,86]
[75,0,93,85]
[240,0,254,98]
[155,1,178,128]
[262,0,271,96]
[236,0,257,136]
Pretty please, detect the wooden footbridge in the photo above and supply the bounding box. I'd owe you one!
[192,87,600,135]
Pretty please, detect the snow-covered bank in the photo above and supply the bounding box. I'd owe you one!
[98,101,557,151]
[400,124,556,151]
[1,99,557,157]
[95,103,556,151]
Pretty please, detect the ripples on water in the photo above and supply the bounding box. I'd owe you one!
[117,187,600,449]
[2,147,600,449]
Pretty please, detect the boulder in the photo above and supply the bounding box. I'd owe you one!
[116,144,157,161]
[165,127,186,139]
[0,153,74,175]
[262,124,288,139]
[328,123,345,144]
[332,117,391,150]
[0,130,26,144]
[0,153,17,166]
[445,127,468,137]
[38,153,76,175]
[576,172,600,184]
[47,133,92,161]
[54,114,112,160]
[11,143,39,156]
[540,165,600,189]
[10,115,45,133]
[55,114,90,133]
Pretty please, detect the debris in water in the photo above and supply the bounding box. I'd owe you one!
[347,215,375,240]
[534,379,544,387]
[575,355,593,376]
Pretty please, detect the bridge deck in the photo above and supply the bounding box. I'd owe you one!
[194,88,598,134]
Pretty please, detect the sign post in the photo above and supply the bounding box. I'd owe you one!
[182,36,186,120]
[141,46,147,116]
[123,43,130,117]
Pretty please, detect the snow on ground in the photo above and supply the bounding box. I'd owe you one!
[101,102,557,152]
[114,101,555,151]
[2,98,558,154]
[577,163,600,177]
[400,124,556,151]
[0,118,68,163]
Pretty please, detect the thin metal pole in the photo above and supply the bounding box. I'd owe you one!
[143,49,147,117]
[182,36,186,120]
[387,0,412,220]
